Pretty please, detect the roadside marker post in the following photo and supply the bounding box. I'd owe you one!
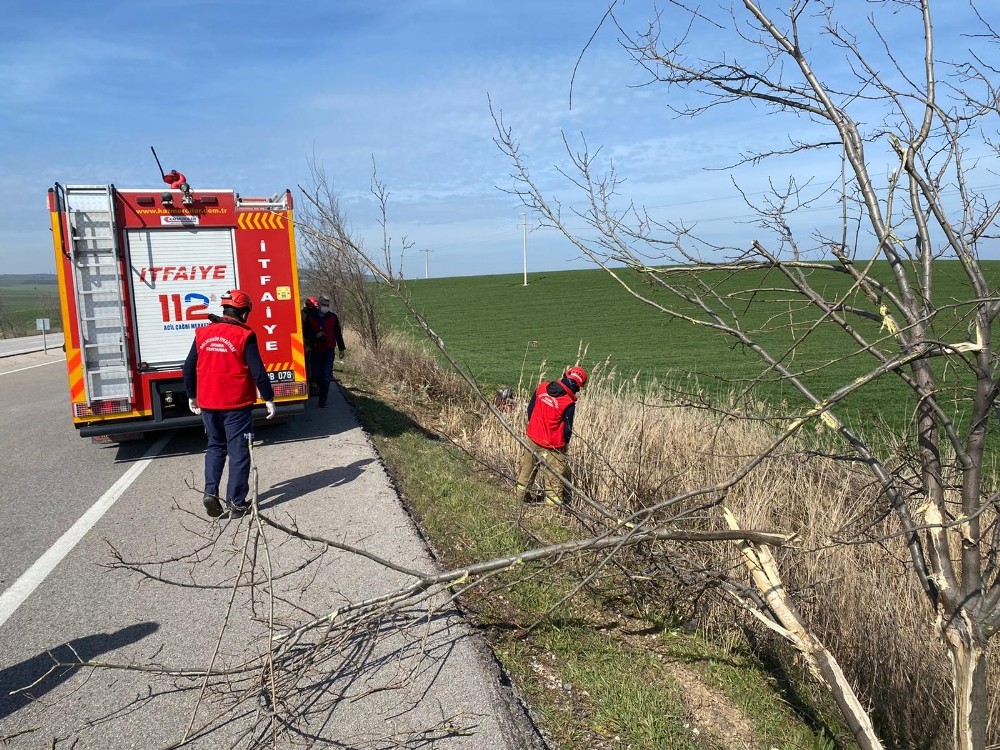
[35,318,50,353]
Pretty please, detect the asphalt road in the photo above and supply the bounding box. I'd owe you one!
[0,333,63,359]
[0,350,546,749]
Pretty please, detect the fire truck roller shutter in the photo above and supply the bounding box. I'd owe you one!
[126,228,237,369]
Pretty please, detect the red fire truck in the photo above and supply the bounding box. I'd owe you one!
[48,177,308,438]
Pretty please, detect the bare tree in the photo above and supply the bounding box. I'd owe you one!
[494,1,1000,748]
[296,159,893,747]
[11,428,794,749]
[35,290,61,333]
[0,293,18,338]
[296,159,386,352]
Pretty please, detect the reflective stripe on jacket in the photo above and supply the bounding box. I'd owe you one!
[194,321,258,409]
[525,380,577,449]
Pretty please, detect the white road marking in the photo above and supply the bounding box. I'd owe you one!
[0,358,66,376]
[0,432,173,629]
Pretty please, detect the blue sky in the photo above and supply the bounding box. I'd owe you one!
[2,1,997,278]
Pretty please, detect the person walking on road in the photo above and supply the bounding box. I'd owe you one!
[305,295,346,409]
[516,366,588,506]
[301,296,319,391]
[183,289,276,518]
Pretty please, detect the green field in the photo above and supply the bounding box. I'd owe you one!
[0,275,61,336]
[390,261,999,436]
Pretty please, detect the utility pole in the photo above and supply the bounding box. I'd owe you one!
[421,248,431,279]
[519,213,528,286]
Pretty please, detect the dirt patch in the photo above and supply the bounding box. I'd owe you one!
[670,661,759,749]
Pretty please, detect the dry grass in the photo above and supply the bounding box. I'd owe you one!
[343,328,1000,749]
[348,330,471,407]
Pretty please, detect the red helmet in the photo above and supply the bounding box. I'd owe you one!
[221,289,252,312]
[305,296,318,309]
[564,366,588,388]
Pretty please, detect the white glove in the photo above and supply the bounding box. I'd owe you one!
[188,398,201,415]
[265,401,276,420]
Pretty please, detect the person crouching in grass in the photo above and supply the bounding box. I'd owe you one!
[516,366,587,506]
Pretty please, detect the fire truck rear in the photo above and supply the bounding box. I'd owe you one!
[48,179,308,438]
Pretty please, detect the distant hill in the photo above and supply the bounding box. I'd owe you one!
[0,274,57,286]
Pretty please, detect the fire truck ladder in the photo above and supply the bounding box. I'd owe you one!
[64,185,133,405]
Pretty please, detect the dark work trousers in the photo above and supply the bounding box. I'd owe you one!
[310,350,335,407]
[202,406,254,507]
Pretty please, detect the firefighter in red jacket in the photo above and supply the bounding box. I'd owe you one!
[304,295,346,408]
[182,290,276,518]
[301,296,318,391]
[516,366,588,505]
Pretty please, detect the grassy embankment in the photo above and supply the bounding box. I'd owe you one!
[336,260,1000,749]
[339,357,846,750]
